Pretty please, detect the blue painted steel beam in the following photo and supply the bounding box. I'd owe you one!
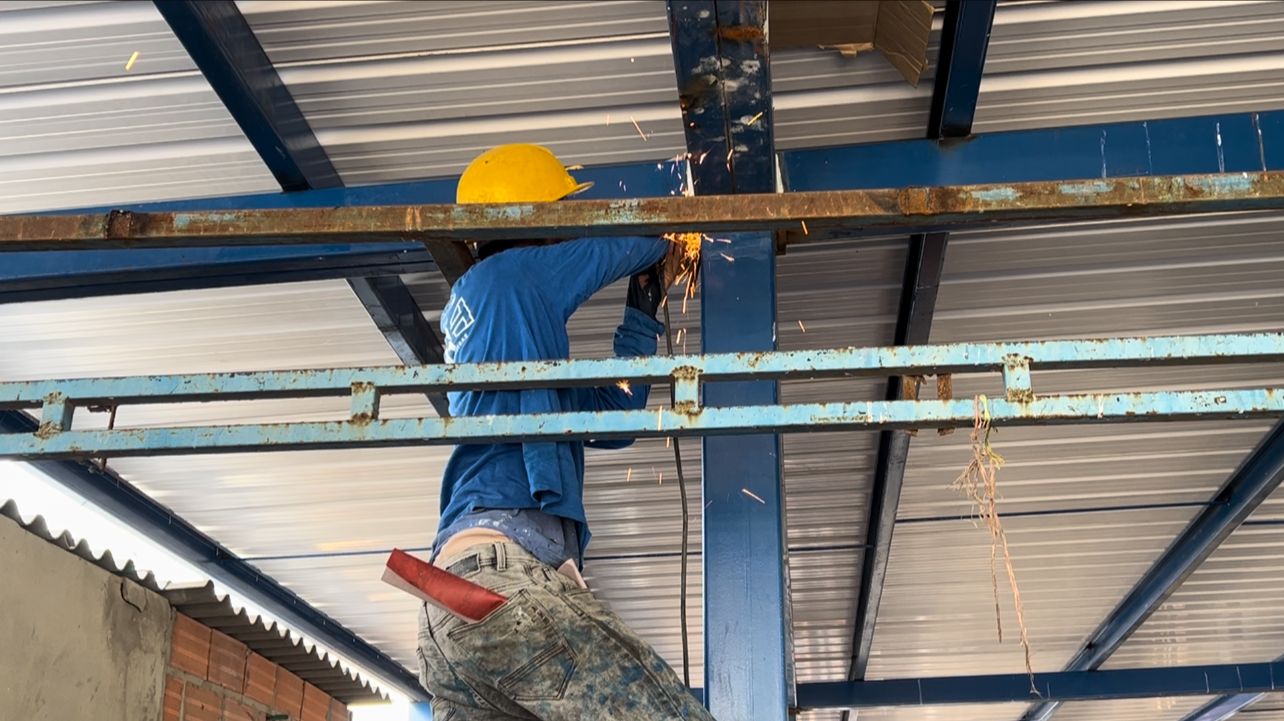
[4,333,1280,406]
[12,172,1284,252]
[7,384,1281,460]
[154,0,339,191]
[668,2,787,717]
[153,0,457,369]
[847,4,994,700]
[0,245,436,304]
[781,110,1284,191]
[927,0,997,140]
[794,660,1284,709]
[1020,421,1284,721]
[0,410,426,699]
[1,161,684,302]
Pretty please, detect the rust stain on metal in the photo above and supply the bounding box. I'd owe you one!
[7,171,1284,251]
[105,209,134,240]
[34,423,61,440]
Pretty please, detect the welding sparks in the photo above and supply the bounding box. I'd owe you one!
[741,488,766,504]
[797,319,807,333]
[566,164,584,171]
[719,252,735,263]
[676,328,686,345]
[746,111,764,126]
[616,379,633,397]
[630,116,648,142]
[657,471,664,485]
[665,436,672,448]
[125,51,140,71]
[657,407,664,431]
[801,220,809,235]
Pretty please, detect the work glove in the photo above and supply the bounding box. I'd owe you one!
[625,264,664,319]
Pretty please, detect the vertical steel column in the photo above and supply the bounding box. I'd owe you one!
[155,0,452,414]
[839,3,995,712]
[668,2,788,719]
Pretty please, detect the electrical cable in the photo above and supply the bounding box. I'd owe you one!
[662,300,692,689]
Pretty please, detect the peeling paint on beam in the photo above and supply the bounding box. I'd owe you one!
[1,333,1280,409]
[6,172,1284,251]
[3,389,1282,460]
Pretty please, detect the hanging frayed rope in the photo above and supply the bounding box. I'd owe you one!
[950,395,1038,694]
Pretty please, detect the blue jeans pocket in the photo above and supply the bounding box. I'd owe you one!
[447,588,578,702]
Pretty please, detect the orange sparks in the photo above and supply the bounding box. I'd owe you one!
[719,252,735,263]
[741,488,766,504]
[125,51,140,71]
[630,116,648,142]
[801,220,809,235]
[746,111,764,126]
[657,471,664,485]
[616,379,633,396]
[626,467,633,482]
[665,436,672,448]
[797,319,807,333]
[676,328,686,345]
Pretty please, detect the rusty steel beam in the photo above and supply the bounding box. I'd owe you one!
[2,172,1282,252]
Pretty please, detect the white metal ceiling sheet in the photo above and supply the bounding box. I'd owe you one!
[1105,519,1284,671]
[239,0,687,184]
[861,209,1284,701]
[1246,694,1284,720]
[240,0,947,181]
[854,701,1027,721]
[975,1,1284,133]
[0,0,278,213]
[1050,695,1213,721]
[864,506,1203,680]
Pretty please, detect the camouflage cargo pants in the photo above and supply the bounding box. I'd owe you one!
[417,542,714,721]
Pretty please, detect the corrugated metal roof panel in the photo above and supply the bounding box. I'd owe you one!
[241,0,686,183]
[976,0,1284,133]
[0,1,278,212]
[1051,696,1213,721]
[0,497,385,702]
[1106,517,1284,670]
[866,506,1204,679]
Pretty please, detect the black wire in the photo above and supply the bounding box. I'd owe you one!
[662,300,692,689]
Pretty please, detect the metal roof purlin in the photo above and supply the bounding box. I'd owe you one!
[844,5,996,713]
[153,0,452,416]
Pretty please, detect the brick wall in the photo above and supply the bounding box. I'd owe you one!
[167,614,352,721]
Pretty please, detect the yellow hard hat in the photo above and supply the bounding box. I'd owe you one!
[456,144,593,204]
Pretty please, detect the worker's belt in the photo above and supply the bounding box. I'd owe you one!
[383,548,508,623]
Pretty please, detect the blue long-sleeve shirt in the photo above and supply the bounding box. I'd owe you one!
[435,236,670,564]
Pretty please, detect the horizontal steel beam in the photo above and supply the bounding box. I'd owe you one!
[5,390,1280,459]
[0,245,437,303]
[1,333,1280,459]
[2,334,1278,407]
[4,172,1284,252]
[794,660,1284,709]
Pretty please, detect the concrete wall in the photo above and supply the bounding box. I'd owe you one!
[0,516,172,721]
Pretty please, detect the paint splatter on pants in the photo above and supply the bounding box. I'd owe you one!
[417,542,715,721]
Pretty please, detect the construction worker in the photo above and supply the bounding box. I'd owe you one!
[415,144,713,721]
